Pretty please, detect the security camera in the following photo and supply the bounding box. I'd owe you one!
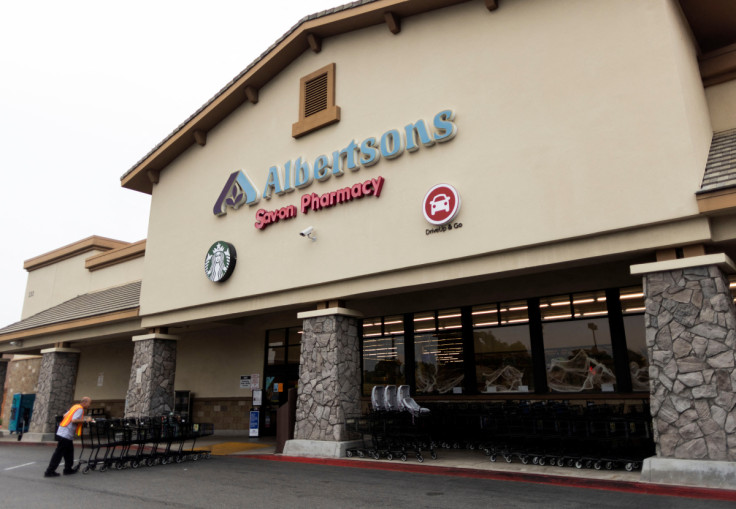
[299,226,316,241]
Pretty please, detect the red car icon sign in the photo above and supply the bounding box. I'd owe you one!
[430,193,451,215]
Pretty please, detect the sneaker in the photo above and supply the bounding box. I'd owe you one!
[63,469,78,475]
[44,472,60,478]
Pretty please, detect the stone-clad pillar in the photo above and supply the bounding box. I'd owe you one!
[0,358,8,395]
[632,254,736,488]
[0,358,9,416]
[28,348,80,436]
[285,307,362,457]
[124,333,178,418]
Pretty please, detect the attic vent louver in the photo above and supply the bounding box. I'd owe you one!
[292,63,340,138]
[304,73,328,117]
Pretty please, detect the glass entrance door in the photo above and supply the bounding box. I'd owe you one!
[262,326,302,435]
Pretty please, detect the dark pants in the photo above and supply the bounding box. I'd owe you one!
[46,435,75,474]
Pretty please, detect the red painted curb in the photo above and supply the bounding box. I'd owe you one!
[237,454,736,503]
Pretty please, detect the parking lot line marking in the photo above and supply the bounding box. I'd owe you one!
[4,462,36,471]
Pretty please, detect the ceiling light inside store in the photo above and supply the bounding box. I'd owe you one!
[543,314,572,320]
[472,309,497,316]
[620,293,644,300]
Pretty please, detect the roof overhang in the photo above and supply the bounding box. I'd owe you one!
[24,236,129,272]
[84,239,146,271]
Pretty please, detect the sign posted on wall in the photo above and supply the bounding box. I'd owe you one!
[249,410,260,437]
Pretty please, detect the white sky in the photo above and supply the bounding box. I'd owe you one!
[0,0,344,328]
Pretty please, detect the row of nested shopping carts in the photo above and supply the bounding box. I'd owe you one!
[74,416,214,473]
[346,385,437,462]
[425,399,654,471]
[347,387,654,472]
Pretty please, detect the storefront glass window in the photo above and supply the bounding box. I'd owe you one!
[540,294,573,320]
[542,292,617,393]
[267,329,286,365]
[287,326,302,365]
[362,316,405,396]
[474,301,533,393]
[572,291,608,318]
[415,309,465,395]
[620,287,649,391]
[266,327,302,366]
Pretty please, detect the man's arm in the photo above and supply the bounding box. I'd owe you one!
[70,408,93,424]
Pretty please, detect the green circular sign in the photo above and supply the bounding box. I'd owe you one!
[204,241,236,282]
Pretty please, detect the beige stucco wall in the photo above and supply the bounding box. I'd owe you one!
[706,79,736,132]
[22,253,144,320]
[74,341,134,400]
[22,251,102,319]
[64,318,277,404]
[140,0,713,323]
[174,321,269,398]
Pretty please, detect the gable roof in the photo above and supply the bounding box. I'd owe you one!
[120,0,470,195]
[120,0,736,195]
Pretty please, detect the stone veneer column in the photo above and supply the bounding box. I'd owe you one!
[0,358,8,398]
[632,254,736,489]
[285,307,362,457]
[124,333,178,418]
[28,348,80,437]
[0,358,9,422]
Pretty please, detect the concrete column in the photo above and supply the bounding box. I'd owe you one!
[28,348,80,437]
[285,307,362,458]
[124,333,178,418]
[631,254,736,489]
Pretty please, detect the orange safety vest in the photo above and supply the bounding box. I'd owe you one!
[60,404,84,436]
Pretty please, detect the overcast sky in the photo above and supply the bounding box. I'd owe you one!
[0,0,344,328]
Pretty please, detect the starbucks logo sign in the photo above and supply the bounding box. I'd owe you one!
[204,241,236,282]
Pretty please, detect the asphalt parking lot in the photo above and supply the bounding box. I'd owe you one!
[1,443,735,509]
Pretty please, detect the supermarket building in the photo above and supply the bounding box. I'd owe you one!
[1,0,736,487]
